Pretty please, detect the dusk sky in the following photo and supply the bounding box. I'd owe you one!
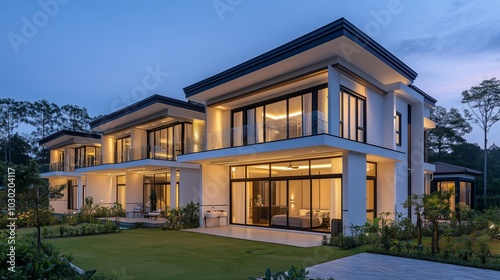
[1,0,500,145]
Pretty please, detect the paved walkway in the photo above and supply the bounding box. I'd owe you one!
[184,225,324,247]
[185,226,499,279]
[307,253,500,280]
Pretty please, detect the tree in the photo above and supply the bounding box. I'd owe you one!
[428,106,472,160]
[25,100,62,163]
[0,133,31,165]
[61,104,92,132]
[462,78,500,207]
[0,98,26,163]
[422,190,452,255]
[150,189,157,211]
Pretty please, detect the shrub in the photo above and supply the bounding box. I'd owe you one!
[329,234,359,250]
[0,233,106,279]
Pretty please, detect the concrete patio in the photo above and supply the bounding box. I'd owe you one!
[184,225,324,247]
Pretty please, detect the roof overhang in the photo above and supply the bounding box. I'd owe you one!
[184,18,420,103]
[39,130,101,149]
[90,94,205,133]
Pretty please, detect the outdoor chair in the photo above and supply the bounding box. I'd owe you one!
[146,209,163,220]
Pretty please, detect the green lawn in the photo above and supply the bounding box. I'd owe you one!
[47,228,367,279]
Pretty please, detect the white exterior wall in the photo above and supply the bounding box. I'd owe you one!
[49,177,69,213]
[179,168,201,206]
[86,175,115,207]
[342,151,366,235]
[101,135,115,164]
[200,164,229,226]
[206,107,230,150]
[327,66,340,136]
[126,173,143,213]
[378,162,396,215]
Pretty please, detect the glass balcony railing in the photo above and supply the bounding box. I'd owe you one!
[74,145,185,169]
[183,119,328,154]
[39,162,76,173]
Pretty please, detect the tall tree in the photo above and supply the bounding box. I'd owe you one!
[462,78,500,207]
[60,104,91,132]
[0,133,31,165]
[25,100,62,163]
[0,98,26,163]
[428,106,472,160]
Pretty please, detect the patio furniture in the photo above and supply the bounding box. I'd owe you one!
[146,209,163,220]
[132,204,142,218]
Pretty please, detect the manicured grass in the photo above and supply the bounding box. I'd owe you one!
[47,228,367,279]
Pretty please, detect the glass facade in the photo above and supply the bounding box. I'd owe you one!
[231,84,328,147]
[75,146,101,168]
[148,122,192,161]
[230,157,376,232]
[143,172,179,212]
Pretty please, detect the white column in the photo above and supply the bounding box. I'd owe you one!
[328,65,341,136]
[170,167,177,208]
[342,151,366,235]
[77,176,84,209]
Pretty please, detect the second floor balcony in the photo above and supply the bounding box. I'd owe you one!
[39,161,76,173]
[74,145,193,169]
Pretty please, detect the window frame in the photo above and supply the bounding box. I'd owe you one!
[230,83,328,147]
[395,111,402,146]
[339,87,366,143]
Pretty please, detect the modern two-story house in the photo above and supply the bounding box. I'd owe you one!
[40,95,205,214]
[178,18,437,234]
[41,18,436,235]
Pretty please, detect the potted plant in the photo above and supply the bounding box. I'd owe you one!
[150,189,157,212]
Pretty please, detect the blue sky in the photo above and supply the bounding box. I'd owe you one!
[1,0,500,145]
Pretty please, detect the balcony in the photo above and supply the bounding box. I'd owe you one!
[39,162,76,173]
[184,119,328,154]
[74,145,187,169]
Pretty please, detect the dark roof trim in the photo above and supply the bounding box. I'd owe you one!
[431,162,482,176]
[89,94,205,129]
[184,17,418,97]
[409,85,437,105]
[38,130,101,145]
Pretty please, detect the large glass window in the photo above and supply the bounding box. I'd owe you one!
[340,89,365,142]
[148,122,189,161]
[116,176,126,208]
[231,84,328,147]
[67,179,78,210]
[230,158,376,232]
[459,181,472,207]
[143,173,173,212]
[75,146,101,168]
[115,137,131,163]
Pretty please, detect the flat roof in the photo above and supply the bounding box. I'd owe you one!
[184,17,421,98]
[89,94,205,129]
[432,162,482,176]
[39,130,100,146]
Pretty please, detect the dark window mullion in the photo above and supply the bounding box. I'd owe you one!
[312,90,318,135]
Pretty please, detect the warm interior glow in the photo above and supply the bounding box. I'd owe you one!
[265,111,302,120]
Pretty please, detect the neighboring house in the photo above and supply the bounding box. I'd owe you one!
[39,130,101,213]
[430,162,481,211]
[39,95,205,214]
[178,18,437,234]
